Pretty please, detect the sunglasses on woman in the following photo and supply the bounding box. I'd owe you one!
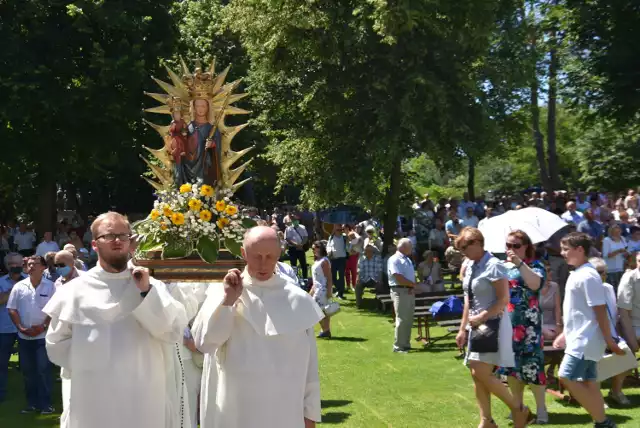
[505,243,523,250]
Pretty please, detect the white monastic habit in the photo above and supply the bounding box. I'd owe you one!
[43,265,188,428]
[193,270,324,428]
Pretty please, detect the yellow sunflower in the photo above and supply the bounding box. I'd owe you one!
[150,209,161,220]
[188,198,203,212]
[171,212,185,226]
[179,183,192,194]
[225,204,238,216]
[199,210,213,222]
[162,204,173,217]
[215,200,226,212]
[200,184,214,198]
[216,217,230,229]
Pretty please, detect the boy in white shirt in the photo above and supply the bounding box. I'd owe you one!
[553,233,623,428]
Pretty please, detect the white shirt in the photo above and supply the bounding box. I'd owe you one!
[563,263,607,361]
[603,282,618,336]
[14,231,36,251]
[35,240,61,257]
[327,234,347,259]
[561,210,584,225]
[6,277,56,340]
[284,225,308,246]
[276,262,298,283]
[602,237,627,273]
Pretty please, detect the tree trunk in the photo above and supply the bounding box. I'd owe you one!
[382,156,402,255]
[467,156,475,201]
[531,77,551,191]
[546,18,561,190]
[37,174,57,236]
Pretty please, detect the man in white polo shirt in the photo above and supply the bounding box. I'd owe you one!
[7,255,56,414]
[553,233,621,428]
[387,238,416,353]
[14,223,36,257]
[35,232,60,257]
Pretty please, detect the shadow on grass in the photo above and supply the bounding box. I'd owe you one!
[327,336,367,342]
[321,399,352,408]
[547,411,631,425]
[321,411,351,424]
[414,342,459,353]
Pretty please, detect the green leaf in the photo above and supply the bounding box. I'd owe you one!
[224,237,243,258]
[162,239,193,259]
[196,235,220,264]
[138,233,162,252]
[241,218,258,229]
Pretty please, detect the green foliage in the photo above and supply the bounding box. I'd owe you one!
[162,238,194,259]
[564,0,640,123]
[575,121,640,191]
[196,234,220,264]
[224,237,242,258]
[0,0,178,225]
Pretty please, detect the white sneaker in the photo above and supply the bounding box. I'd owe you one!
[536,408,549,424]
[608,391,631,406]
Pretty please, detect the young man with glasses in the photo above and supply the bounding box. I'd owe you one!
[42,211,188,428]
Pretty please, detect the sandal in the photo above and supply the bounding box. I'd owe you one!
[513,405,532,428]
[478,418,498,428]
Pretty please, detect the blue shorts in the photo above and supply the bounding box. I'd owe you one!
[558,354,598,382]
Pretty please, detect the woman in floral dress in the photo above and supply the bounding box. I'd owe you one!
[498,230,548,424]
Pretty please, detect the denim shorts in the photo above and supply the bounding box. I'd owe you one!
[558,354,598,382]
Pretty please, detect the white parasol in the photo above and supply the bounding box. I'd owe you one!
[479,207,567,254]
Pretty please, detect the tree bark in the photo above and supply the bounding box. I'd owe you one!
[382,156,402,255]
[531,76,551,191]
[547,16,561,190]
[467,156,475,201]
[37,174,57,236]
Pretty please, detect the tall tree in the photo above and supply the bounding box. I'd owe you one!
[545,0,562,189]
[564,0,640,123]
[225,0,520,247]
[0,0,177,230]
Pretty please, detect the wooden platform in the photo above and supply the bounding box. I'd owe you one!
[134,251,245,282]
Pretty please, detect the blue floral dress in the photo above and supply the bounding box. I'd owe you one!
[498,260,547,385]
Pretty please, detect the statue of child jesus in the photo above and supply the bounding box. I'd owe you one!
[169,110,188,165]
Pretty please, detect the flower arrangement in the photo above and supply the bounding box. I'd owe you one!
[133,180,256,263]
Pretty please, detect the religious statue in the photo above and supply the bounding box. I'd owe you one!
[141,58,253,193]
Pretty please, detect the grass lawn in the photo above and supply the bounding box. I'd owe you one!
[3,279,640,426]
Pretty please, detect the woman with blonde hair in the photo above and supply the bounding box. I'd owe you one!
[455,227,531,428]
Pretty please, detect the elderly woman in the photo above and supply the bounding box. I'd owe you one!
[416,250,444,294]
[590,257,631,406]
[497,230,548,424]
[455,227,531,428]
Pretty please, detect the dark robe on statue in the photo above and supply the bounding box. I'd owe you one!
[174,121,221,186]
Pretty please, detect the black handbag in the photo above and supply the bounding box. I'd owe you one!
[466,264,501,353]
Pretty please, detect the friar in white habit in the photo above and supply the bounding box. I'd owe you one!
[192,226,324,428]
[43,212,188,428]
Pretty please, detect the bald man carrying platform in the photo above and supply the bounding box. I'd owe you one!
[193,226,324,428]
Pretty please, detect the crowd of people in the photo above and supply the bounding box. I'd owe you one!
[1,187,640,427]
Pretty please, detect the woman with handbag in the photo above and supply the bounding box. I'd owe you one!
[497,231,548,424]
[454,227,532,428]
[310,241,334,338]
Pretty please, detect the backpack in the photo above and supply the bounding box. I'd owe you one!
[430,296,463,318]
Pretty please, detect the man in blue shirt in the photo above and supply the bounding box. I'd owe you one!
[388,238,417,353]
[577,209,604,251]
[445,210,462,241]
[0,252,26,403]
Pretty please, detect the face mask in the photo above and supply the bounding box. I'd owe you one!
[57,265,72,278]
[9,266,23,275]
[292,221,299,227]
